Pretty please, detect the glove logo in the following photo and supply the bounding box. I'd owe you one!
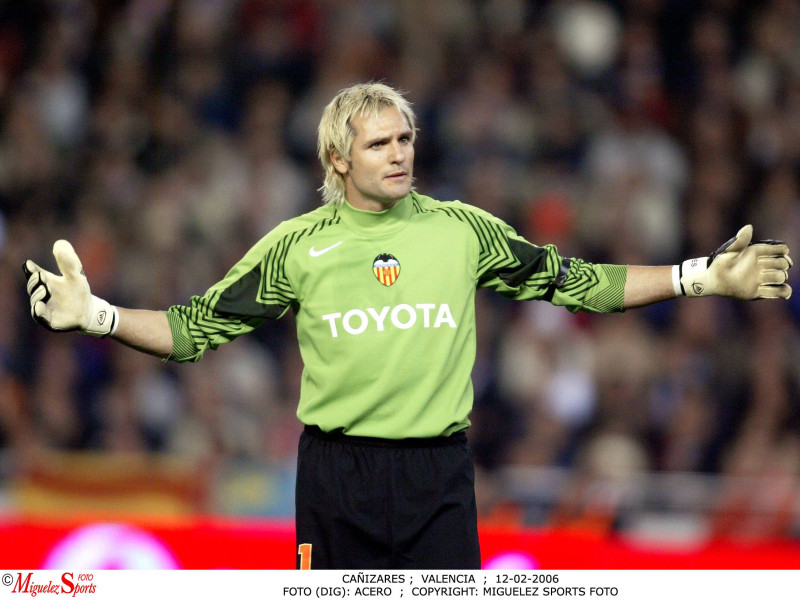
[373,254,400,287]
[97,310,107,325]
[692,283,704,295]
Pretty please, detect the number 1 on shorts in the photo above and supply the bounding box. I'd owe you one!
[298,543,312,569]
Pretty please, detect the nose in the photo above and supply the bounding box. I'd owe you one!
[389,140,406,163]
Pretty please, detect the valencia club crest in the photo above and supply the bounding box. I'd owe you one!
[373,254,400,286]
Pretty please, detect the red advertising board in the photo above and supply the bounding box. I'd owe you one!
[1,517,799,569]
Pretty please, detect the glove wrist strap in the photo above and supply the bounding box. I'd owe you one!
[671,264,683,297]
[680,256,710,297]
[83,295,118,338]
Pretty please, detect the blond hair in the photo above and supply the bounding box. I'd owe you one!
[317,82,417,205]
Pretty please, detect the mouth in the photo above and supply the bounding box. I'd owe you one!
[385,171,408,181]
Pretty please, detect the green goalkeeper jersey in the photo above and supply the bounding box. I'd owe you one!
[165,192,626,438]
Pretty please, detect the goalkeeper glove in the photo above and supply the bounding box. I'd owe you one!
[23,239,119,337]
[674,225,793,299]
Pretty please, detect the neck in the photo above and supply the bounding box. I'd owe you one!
[345,192,402,212]
[338,193,413,235]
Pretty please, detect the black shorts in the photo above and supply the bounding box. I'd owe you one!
[295,425,481,569]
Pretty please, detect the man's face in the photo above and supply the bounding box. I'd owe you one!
[332,106,415,211]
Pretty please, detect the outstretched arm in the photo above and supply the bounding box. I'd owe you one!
[623,266,676,309]
[113,308,173,358]
[24,240,174,359]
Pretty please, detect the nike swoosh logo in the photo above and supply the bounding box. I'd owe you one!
[309,241,343,257]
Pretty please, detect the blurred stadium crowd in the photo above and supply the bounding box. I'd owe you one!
[1,0,800,541]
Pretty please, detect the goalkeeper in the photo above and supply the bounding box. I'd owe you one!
[23,82,792,569]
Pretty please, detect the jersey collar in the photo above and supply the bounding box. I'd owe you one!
[338,193,413,236]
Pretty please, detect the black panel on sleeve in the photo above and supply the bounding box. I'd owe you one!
[492,239,550,287]
[215,265,287,319]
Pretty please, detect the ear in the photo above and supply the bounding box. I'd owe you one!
[330,150,349,175]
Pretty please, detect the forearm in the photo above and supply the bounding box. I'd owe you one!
[111,307,174,358]
[623,265,678,309]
